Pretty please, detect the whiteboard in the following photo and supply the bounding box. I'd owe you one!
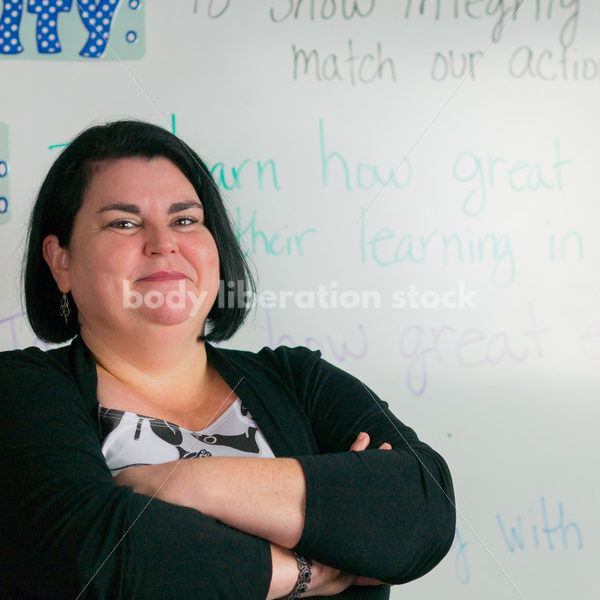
[0,1,597,598]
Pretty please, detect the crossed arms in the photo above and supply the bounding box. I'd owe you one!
[114,432,393,598]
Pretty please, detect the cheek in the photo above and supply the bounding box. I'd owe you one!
[193,233,220,275]
[207,240,220,272]
[69,241,135,295]
[202,247,221,291]
[198,241,221,299]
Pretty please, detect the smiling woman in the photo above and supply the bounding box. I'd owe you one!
[0,120,455,600]
[43,158,220,334]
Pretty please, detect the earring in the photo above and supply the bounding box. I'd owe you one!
[59,292,70,324]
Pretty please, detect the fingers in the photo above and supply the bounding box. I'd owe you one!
[349,431,370,452]
[349,432,393,452]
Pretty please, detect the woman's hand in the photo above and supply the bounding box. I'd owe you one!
[306,561,384,596]
[349,431,392,452]
[268,543,355,599]
[268,544,384,599]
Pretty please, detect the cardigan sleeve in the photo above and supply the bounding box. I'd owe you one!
[0,349,272,600]
[271,346,456,584]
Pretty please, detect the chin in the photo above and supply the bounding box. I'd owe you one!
[138,305,207,327]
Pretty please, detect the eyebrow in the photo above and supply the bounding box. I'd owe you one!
[97,201,203,215]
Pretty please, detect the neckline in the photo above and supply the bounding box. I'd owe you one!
[97,396,240,434]
[72,335,305,457]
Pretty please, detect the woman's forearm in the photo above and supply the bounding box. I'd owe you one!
[114,433,388,551]
[117,461,384,597]
[146,456,306,549]
[268,543,302,599]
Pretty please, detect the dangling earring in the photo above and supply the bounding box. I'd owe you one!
[59,292,70,324]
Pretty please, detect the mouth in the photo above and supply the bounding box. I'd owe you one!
[137,271,188,282]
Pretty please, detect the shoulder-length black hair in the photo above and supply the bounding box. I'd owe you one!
[23,119,255,344]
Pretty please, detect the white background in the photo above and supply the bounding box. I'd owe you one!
[0,1,598,598]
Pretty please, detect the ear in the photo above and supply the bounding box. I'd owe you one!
[42,234,71,293]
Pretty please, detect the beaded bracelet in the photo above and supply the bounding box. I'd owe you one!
[283,553,312,599]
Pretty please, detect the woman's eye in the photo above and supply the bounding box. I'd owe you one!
[109,220,137,229]
[172,216,199,226]
[107,216,199,229]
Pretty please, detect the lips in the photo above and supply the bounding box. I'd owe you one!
[137,271,188,282]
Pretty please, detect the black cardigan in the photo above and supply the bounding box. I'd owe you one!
[0,335,455,599]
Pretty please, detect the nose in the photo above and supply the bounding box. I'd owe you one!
[143,225,178,256]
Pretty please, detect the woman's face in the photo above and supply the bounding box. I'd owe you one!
[46,156,220,339]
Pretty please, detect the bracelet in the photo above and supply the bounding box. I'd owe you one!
[283,552,312,600]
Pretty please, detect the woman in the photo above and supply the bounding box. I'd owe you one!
[0,120,455,599]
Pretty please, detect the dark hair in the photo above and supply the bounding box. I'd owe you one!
[23,119,255,343]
